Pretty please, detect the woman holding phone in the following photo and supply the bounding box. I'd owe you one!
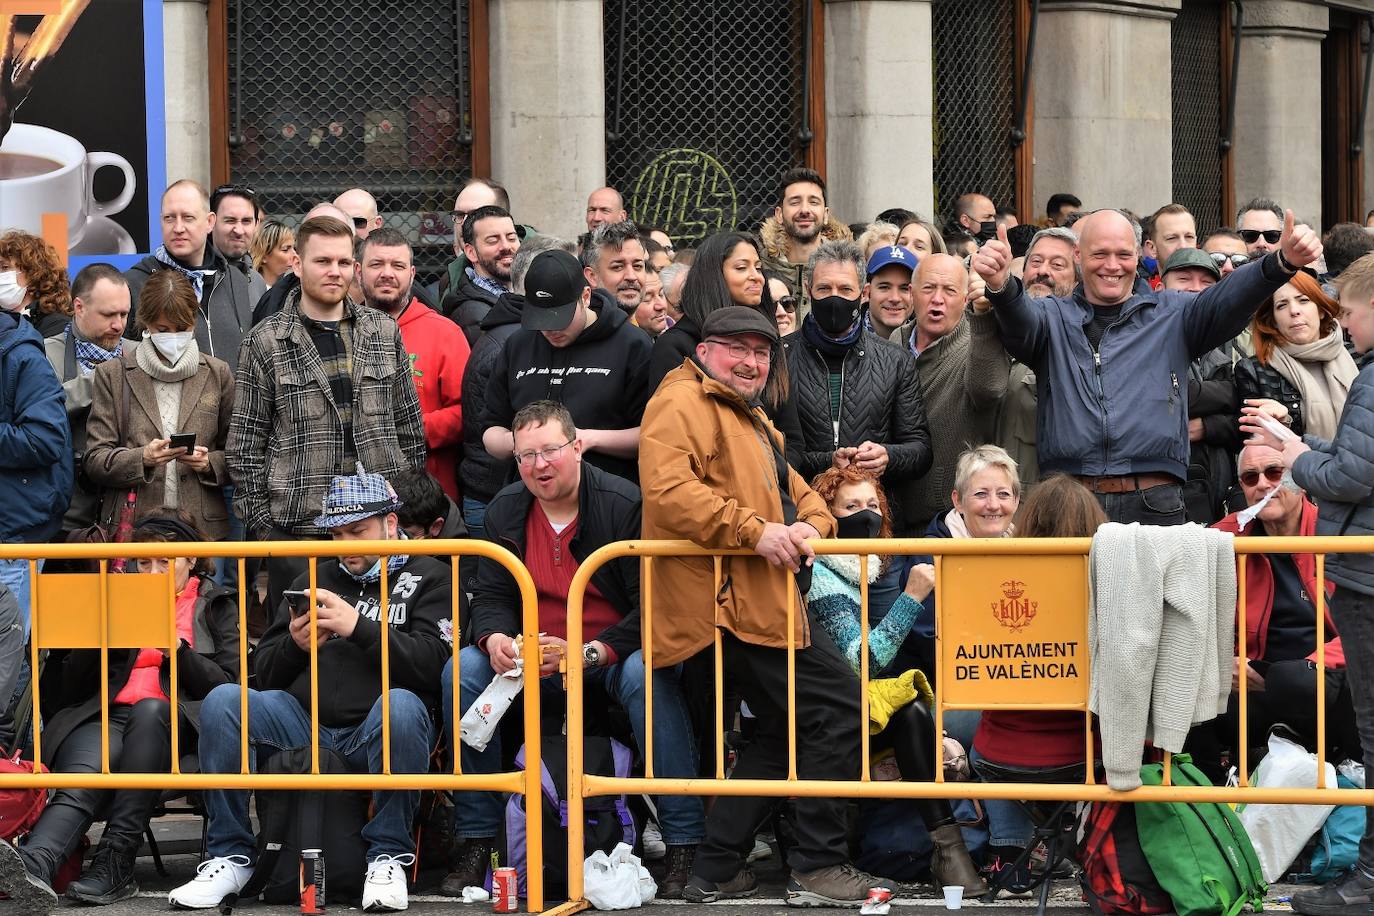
[84,270,235,540]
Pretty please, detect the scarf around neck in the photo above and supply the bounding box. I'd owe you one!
[135,335,202,383]
[1269,331,1358,440]
[68,322,121,375]
[154,245,215,300]
[801,312,863,357]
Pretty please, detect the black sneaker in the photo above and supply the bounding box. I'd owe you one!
[67,836,140,905]
[438,836,495,898]
[1293,868,1374,915]
[682,867,758,903]
[983,850,1034,898]
[0,840,57,912]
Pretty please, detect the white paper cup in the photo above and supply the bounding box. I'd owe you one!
[943,885,964,909]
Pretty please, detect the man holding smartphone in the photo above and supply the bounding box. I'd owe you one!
[169,468,452,913]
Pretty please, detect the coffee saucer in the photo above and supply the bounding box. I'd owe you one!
[71,215,137,256]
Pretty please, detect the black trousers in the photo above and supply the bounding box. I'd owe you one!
[693,626,862,882]
[20,699,188,884]
[871,700,955,830]
[254,528,311,627]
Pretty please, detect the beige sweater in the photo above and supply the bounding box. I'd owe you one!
[1088,522,1236,790]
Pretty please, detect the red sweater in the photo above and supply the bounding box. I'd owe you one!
[396,299,470,499]
[525,503,622,662]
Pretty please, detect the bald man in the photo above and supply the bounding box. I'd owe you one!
[334,188,383,238]
[953,193,997,245]
[586,187,627,233]
[889,253,1010,531]
[971,207,1324,525]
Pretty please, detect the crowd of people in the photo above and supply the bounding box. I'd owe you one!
[1,167,1373,914]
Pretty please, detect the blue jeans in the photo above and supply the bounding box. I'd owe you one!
[215,484,245,591]
[445,646,705,845]
[969,747,1037,848]
[458,499,487,597]
[1095,483,1186,527]
[0,557,32,640]
[198,683,433,862]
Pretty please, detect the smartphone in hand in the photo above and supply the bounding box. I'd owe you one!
[168,433,196,451]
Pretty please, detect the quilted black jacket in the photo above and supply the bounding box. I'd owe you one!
[782,330,932,525]
[1234,356,1306,437]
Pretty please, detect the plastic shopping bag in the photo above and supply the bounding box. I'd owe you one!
[1238,733,1337,882]
[459,656,524,752]
[584,842,657,910]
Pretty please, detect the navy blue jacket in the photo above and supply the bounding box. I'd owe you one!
[989,254,1294,480]
[0,311,72,542]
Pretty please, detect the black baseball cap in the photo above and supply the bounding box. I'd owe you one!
[521,250,589,331]
[700,306,780,344]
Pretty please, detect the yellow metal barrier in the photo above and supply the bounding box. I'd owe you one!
[0,538,549,913]
[551,535,1374,915]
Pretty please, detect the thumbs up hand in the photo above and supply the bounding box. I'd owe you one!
[970,223,1014,294]
[1278,208,1322,270]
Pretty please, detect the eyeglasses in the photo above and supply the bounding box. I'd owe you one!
[1210,252,1250,269]
[704,338,772,362]
[1239,465,1285,487]
[514,439,576,467]
[1238,229,1282,245]
[777,296,797,312]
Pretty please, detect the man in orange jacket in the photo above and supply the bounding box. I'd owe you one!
[359,228,470,500]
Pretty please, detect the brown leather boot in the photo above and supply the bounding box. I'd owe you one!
[930,824,988,896]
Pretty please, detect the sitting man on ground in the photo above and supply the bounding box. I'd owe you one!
[444,401,705,898]
[168,468,453,913]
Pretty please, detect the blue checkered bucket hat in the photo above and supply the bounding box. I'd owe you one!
[312,463,404,529]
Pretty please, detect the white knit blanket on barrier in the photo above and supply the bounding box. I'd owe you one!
[1088,522,1237,790]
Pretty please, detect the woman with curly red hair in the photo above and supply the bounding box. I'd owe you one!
[0,230,72,337]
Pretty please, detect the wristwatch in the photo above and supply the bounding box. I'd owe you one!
[583,642,603,669]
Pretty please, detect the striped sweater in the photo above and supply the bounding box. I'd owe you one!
[807,553,926,676]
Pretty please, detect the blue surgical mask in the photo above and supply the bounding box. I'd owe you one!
[341,557,384,584]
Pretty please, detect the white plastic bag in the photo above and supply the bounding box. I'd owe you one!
[1338,759,1366,788]
[1238,733,1337,882]
[584,842,657,910]
[459,656,524,751]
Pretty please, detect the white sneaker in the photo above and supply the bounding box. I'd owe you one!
[362,854,415,912]
[168,855,252,909]
[642,821,667,860]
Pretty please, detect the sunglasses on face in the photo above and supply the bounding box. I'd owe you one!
[777,296,797,312]
[352,216,370,230]
[1238,229,1282,245]
[1239,465,1285,487]
[1210,252,1250,268]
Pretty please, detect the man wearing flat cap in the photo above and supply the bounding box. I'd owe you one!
[640,306,885,907]
[171,465,452,913]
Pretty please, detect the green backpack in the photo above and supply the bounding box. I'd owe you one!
[1135,754,1267,916]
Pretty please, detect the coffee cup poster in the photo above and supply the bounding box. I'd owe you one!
[0,0,166,268]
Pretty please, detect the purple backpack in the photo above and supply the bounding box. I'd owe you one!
[504,735,637,898]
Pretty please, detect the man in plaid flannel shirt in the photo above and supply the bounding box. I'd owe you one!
[227,216,425,619]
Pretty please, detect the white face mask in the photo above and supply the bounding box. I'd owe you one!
[145,330,195,363]
[0,271,26,311]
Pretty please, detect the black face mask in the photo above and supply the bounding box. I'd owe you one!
[810,294,863,336]
[836,509,883,540]
[974,219,998,243]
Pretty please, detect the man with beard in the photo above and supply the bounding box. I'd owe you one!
[209,184,267,304]
[168,469,451,913]
[889,252,1009,531]
[482,249,651,483]
[360,228,470,501]
[759,168,852,314]
[641,306,889,908]
[251,202,356,327]
[783,240,932,534]
[975,208,1323,525]
[1022,227,1079,298]
[228,216,425,620]
[441,205,521,345]
[583,220,647,317]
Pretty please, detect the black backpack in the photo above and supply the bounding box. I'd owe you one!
[227,748,370,908]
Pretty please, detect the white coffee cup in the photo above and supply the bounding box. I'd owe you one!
[943,885,964,909]
[0,123,136,246]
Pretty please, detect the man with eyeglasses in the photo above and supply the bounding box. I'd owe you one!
[1202,228,1252,278]
[1192,443,1358,779]
[444,399,704,899]
[482,249,651,484]
[334,188,384,239]
[209,184,268,306]
[1238,198,1286,259]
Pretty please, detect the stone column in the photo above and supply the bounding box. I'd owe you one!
[487,0,605,238]
[1031,0,1178,216]
[162,0,212,188]
[1232,0,1327,224]
[823,0,935,223]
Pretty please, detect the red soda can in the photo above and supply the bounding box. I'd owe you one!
[300,849,326,914]
[860,886,894,915]
[492,866,518,913]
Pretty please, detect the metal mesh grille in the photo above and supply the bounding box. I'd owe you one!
[932,0,1017,224]
[226,0,472,285]
[604,0,807,247]
[1171,0,1224,230]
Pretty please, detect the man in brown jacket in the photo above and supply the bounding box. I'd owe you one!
[640,306,884,908]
